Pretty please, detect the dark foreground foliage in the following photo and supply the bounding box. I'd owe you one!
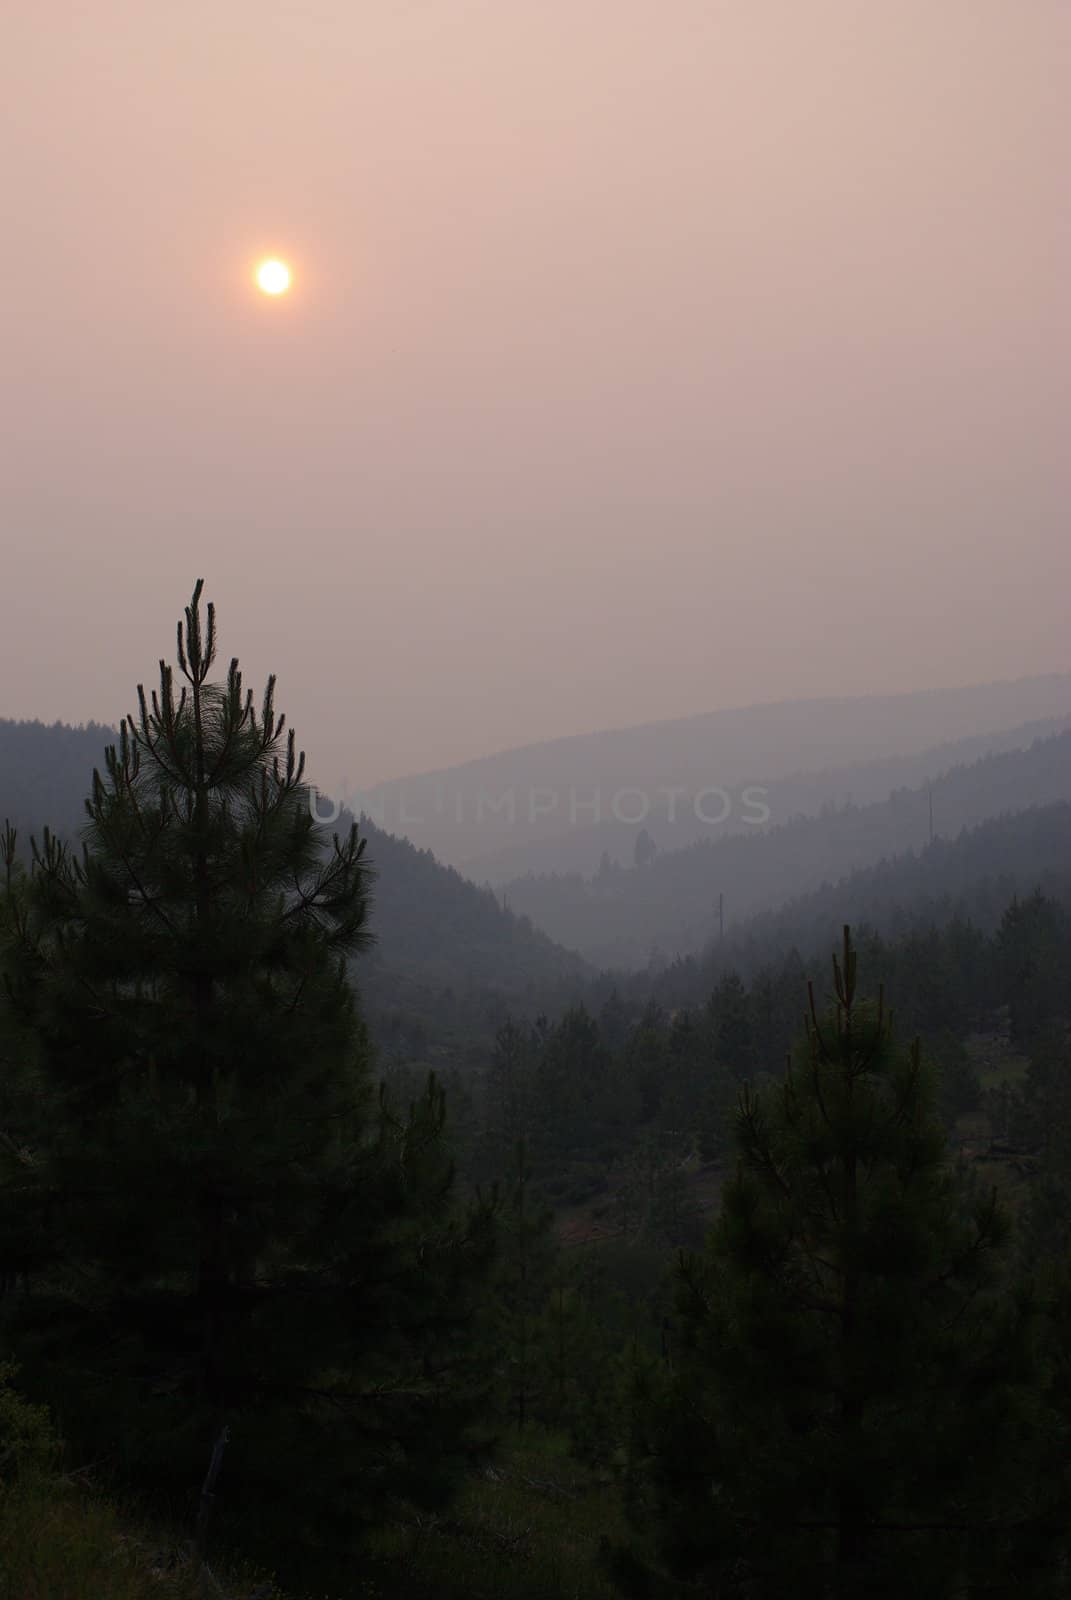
[3,587,1071,1598]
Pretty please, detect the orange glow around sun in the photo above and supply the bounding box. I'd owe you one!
[255,259,291,296]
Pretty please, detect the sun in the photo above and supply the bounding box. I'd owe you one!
[255,259,291,296]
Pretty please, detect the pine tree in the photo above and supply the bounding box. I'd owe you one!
[634,828,657,870]
[996,892,1070,1048]
[619,929,1063,1598]
[482,1015,533,1170]
[531,1006,618,1162]
[1020,1020,1071,1263]
[0,820,50,1297]
[493,1139,557,1432]
[708,970,757,1080]
[0,583,494,1581]
[625,1002,668,1123]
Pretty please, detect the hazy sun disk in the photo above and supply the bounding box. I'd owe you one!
[256,259,291,295]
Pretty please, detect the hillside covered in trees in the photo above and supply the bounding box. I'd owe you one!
[4,585,1071,1600]
[501,728,1071,966]
[0,718,119,840]
[458,712,1071,883]
[356,674,1071,871]
[0,720,589,1040]
[10,2,1070,1593]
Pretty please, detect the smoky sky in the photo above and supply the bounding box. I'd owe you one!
[2,1,1068,790]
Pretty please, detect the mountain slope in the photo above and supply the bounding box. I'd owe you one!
[0,718,116,842]
[354,674,1071,869]
[634,800,1071,1013]
[0,719,589,1023]
[501,729,1071,967]
[354,813,589,994]
[466,713,1071,882]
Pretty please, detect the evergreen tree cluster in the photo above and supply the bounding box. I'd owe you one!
[0,586,495,1586]
[617,934,1067,1598]
[3,584,1071,1597]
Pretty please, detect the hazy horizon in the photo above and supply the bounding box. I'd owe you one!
[4,1,1068,789]
[4,669,1071,794]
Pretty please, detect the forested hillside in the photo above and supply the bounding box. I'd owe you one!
[0,717,116,838]
[703,800,1071,976]
[357,675,1071,868]
[502,729,1071,965]
[4,586,1071,1600]
[10,2,1070,1592]
[354,814,586,989]
[468,712,1071,881]
[352,814,591,1058]
[599,799,1071,1014]
[0,722,588,1029]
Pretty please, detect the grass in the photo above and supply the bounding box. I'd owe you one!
[362,1429,624,1600]
[0,1474,197,1600]
[0,1474,293,1600]
[1,1366,621,1600]
[0,1361,278,1600]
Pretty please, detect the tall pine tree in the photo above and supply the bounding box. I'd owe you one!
[618,929,1064,1598]
[0,583,494,1582]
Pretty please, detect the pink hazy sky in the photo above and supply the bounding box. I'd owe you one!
[2,0,1068,789]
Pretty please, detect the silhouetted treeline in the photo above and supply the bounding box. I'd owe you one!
[5,601,1071,1596]
[0,717,115,843]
